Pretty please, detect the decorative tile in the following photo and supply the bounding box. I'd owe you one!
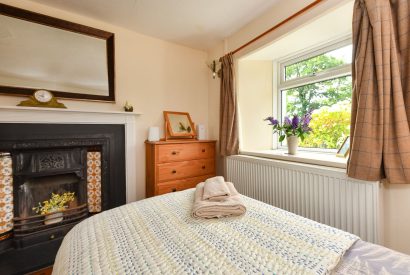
[0,154,13,235]
[87,152,102,213]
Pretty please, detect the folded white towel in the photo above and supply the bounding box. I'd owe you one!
[192,181,246,219]
[203,176,231,201]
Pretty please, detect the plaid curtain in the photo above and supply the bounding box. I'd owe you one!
[348,0,410,183]
[219,53,239,156]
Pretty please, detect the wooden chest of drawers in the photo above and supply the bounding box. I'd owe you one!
[145,140,216,197]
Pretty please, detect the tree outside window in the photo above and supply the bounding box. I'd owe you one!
[280,44,352,149]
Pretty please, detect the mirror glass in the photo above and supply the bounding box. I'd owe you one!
[168,113,194,134]
[0,4,114,101]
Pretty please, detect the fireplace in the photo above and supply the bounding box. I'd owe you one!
[13,148,89,248]
[0,123,126,274]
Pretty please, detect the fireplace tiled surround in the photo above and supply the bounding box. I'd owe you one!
[0,106,139,274]
[87,151,102,213]
[0,154,13,240]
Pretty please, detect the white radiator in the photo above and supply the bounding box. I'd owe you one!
[226,155,380,243]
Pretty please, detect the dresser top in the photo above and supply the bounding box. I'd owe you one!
[145,139,216,145]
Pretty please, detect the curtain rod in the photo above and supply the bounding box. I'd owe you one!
[229,0,325,55]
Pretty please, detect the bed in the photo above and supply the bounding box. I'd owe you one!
[53,189,410,274]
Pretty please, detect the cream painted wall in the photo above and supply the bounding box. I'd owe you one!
[382,183,410,254]
[237,60,273,151]
[0,0,209,201]
[207,0,410,255]
[207,44,224,176]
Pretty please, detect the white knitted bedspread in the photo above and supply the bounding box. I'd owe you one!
[53,189,359,275]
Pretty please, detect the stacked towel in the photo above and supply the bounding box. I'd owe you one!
[202,176,231,201]
[192,176,246,219]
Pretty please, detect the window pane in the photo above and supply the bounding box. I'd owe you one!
[281,75,352,149]
[285,45,352,81]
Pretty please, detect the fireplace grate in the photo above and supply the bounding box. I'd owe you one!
[13,204,88,237]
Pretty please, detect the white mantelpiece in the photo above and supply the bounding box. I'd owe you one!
[0,106,141,203]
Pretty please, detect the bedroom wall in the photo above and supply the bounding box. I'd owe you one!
[207,0,410,255]
[0,0,209,201]
[237,60,273,151]
[382,183,410,254]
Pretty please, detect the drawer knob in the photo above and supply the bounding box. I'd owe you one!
[172,170,177,174]
[50,234,55,240]
[172,151,177,155]
[202,165,206,169]
[172,188,177,192]
[202,149,206,153]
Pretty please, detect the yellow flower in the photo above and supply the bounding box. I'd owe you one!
[32,192,75,215]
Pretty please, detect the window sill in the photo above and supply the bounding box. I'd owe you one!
[240,149,347,169]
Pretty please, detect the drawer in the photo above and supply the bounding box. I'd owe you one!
[157,182,186,195]
[156,174,214,195]
[157,158,215,182]
[157,143,215,163]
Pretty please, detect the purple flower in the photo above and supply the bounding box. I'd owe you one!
[284,116,291,125]
[301,110,313,127]
[302,116,311,126]
[291,115,299,129]
[264,116,279,126]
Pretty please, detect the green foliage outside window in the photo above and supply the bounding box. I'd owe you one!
[298,101,351,149]
[285,53,345,81]
[282,52,352,149]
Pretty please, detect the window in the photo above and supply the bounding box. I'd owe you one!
[278,40,352,150]
[284,44,352,81]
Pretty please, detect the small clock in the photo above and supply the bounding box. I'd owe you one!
[34,90,53,103]
[17,89,66,108]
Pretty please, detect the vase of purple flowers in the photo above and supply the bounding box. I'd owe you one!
[286,135,298,155]
[264,111,313,155]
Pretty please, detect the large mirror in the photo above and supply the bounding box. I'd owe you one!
[0,4,115,102]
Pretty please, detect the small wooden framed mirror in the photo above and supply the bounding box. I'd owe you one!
[164,111,196,139]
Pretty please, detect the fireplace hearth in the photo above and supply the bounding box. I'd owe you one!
[0,123,126,274]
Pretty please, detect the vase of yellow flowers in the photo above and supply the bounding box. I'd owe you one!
[33,192,75,225]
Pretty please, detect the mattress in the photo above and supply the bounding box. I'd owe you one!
[53,189,410,274]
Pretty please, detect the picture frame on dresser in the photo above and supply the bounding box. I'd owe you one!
[163,111,196,140]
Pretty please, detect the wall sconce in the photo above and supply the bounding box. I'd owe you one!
[207,60,221,79]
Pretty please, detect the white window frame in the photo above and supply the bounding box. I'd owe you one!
[274,36,353,152]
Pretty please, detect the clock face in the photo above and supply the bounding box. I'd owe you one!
[34,90,53,103]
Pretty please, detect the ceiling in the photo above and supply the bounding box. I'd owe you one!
[32,0,281,51]
[243,1,354,60]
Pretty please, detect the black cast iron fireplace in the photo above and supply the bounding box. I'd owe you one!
[0,123,126,274]
[13,148,88,249]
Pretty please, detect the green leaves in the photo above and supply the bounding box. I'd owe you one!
[284,50,352,119]
[299,131,308,142]
[285,53,346,81]
[285,76,352,118]
[298,102,350,149]
[279,135,286,142]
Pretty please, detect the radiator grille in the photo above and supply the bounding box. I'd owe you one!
[226,155,379,243]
